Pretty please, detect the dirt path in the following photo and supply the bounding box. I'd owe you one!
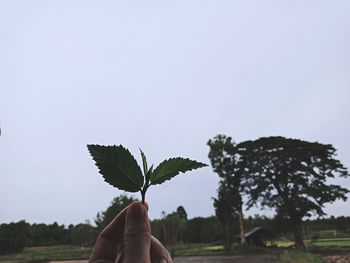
[174,255,279,263]
[323,253,350,263]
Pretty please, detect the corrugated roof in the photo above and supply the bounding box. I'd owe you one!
[244,227,263,238]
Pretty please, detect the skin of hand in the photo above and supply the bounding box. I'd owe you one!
[89,201,173,263]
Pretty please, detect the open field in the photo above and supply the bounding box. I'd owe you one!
[273,238,350,249]
[309,238,350,249]
[0,245,91,263]
[168,244,225,257]
[2,239,350,263]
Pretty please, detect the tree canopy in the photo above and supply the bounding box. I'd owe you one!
[0,221,29,254]
[208,134,246,247]
[95,194,137,231]
[238,136,349,248]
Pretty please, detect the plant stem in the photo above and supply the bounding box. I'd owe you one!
[141,184,148,204]
[141,189,146,204]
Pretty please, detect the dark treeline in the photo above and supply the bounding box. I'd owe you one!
[1,195,350,254]
[151,207,350,245]
[305,216,350,236]
[0,221,97,254]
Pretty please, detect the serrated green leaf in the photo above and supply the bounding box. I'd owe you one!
[150,157,208,185]
[139,148,148,176]
[87,144,144,192]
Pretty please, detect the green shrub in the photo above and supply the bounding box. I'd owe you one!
[0,221,29,254]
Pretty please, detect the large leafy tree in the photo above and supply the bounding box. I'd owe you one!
[208,135,246,247]
[238,136,349,248]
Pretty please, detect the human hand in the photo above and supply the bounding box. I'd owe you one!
[89,201,173,263]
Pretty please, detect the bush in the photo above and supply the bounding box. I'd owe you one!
[70,224,97,246]
[0,221,29,254]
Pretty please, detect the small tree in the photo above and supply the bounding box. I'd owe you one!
[177,206,188,220]
[153,207,188,245]
[71,223,97,247]
[239,136,349,248]
[213,185,241,247]
[95,194,136,231]
[0,221,30,254]
[208,135,246,248]
[184,216,221,243]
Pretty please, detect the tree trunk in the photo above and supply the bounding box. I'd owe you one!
[239,208,246,245]
[224,220,232,250]
[161,225,167,244]
[292,222,305,249]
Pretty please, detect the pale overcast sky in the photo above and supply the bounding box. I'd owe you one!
[0,0,349,225]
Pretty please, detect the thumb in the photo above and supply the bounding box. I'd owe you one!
[123,202,151,263]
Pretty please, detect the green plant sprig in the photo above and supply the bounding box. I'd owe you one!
[87,144,207,203]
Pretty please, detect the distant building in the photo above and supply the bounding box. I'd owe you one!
[235,227,275,246]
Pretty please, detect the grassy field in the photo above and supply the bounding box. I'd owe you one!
[273,238,350,249]
[1,238,350,263]
[0,245,91,263]
[282,250,326,263]
[169,244,327,262]
[309,238,350,248]
[169,243,279,257]
[168,243,225,257]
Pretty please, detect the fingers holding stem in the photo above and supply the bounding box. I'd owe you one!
[141,177,151,204]
[141,166,152,204]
